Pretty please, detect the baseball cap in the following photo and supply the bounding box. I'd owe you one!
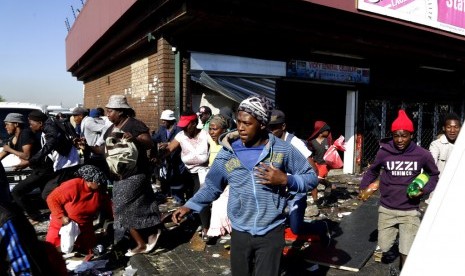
[197,106,212,116]
[269,109,286,125]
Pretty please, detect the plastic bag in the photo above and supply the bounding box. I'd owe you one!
[59,221,80,254]
[156,160,169,181]
[197,167,210,187]
[333,135,346,151]
[323,146,343,169]
[323,135,345,169]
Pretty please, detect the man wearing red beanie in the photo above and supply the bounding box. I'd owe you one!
[359,109,439,273]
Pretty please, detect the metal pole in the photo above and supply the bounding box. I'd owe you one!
[174,50,182,119]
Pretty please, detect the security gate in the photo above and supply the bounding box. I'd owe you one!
[360,99,464,169]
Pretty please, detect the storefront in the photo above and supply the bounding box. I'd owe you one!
[66,0,465,173]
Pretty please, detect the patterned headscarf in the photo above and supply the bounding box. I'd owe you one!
[237,96,273,125]
[75,165,108,186]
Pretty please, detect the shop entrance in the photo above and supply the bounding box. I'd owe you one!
[275,81,348,142]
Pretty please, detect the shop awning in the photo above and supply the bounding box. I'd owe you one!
[191,71,276,104]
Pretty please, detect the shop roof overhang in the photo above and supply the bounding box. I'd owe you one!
[191,71,277,104]
[67,0,465,82]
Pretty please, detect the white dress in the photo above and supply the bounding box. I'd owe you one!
[207,185,232,237]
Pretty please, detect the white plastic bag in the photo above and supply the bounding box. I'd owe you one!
[59,221,80,254]
[197,167,210,187]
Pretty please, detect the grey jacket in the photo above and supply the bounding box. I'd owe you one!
[429,134,454,175]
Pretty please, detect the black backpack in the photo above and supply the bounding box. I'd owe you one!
[50,117,79,156]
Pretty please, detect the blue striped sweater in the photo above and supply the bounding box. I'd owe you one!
[185,131,317,235]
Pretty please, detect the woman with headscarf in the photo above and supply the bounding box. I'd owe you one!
[45,165,112,254]
[307,121,333,203]
[206,114,232,238]
[89,95,162,256]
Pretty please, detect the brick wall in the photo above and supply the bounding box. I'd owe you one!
[83,38,181,133]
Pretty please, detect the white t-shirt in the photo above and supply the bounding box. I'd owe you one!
[174,129,209,173]
[42,133,80,171]
[284,132,312,158]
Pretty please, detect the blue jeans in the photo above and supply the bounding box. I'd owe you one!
[288,192,329,237]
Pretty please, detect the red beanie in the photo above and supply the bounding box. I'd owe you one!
[391,110,414,132]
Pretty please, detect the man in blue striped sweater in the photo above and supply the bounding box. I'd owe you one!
[172,96,317,275]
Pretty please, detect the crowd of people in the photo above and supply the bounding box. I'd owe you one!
[0,92,462,275]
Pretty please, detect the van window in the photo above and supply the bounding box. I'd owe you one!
[0,108,44,146]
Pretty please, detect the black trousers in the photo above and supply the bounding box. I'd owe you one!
[11,164,55,217]
[230,224,285,276]
[41,165,81,201]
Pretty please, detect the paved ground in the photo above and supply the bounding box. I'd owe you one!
[33,171,405,275]
[118,218,401,276]
[114,171,402,276]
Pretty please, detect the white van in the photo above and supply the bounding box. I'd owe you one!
[0,102,47,190]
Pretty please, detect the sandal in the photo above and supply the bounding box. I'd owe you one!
[144,242,156,254]
[145,228,162,253]
[125,249,139,257]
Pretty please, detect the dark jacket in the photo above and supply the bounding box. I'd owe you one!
[151,125,186,177]
[0,163,10,204]
[360,138,440,211]
[29,118,74,166]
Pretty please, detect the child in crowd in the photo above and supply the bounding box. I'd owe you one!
[206,114,231,238]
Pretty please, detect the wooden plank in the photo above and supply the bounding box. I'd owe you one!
[189,232,207,252]
[302,195,379,271]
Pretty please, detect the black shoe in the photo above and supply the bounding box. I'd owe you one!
[205,236,218,245]
[201,231,217,245]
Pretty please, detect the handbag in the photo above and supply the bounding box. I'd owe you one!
[105,131,138,176]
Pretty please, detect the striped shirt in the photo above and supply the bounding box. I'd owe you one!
[185,131,317,235]
[0,220,32,275]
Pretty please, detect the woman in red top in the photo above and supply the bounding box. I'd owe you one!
[46,165,112,253]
